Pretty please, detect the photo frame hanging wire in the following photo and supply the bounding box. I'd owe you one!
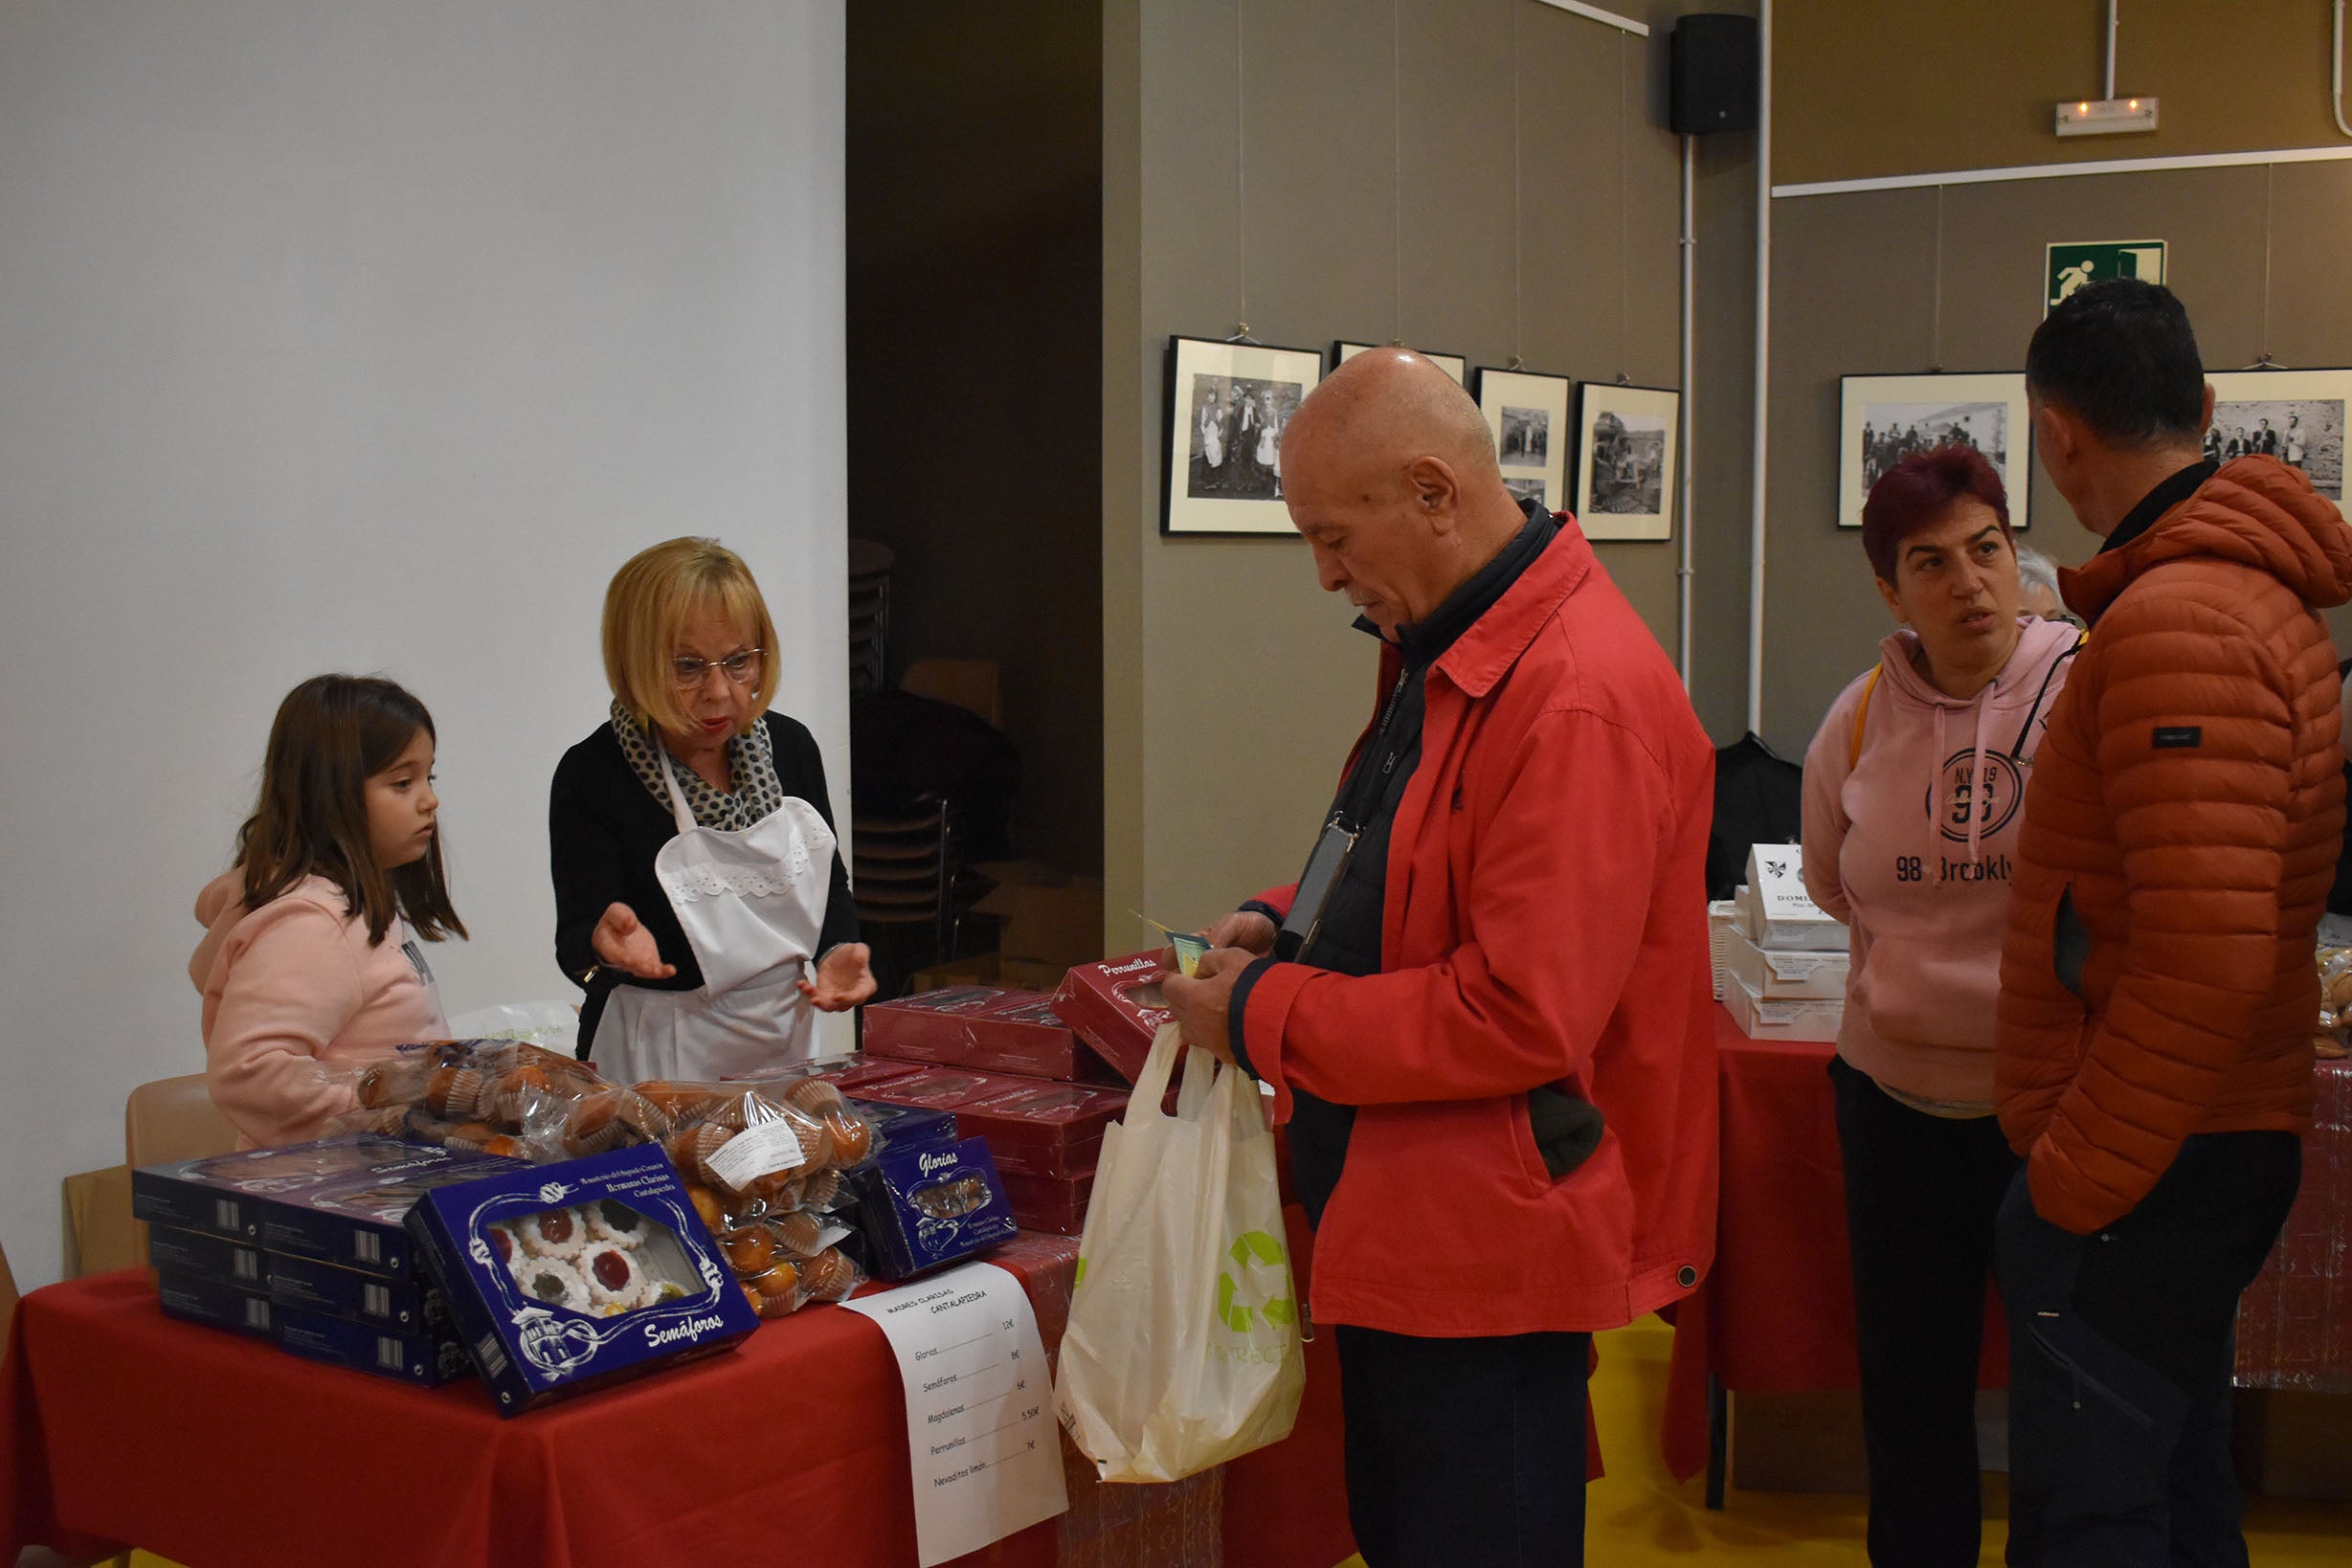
[1838,372,2032,531]
[1473,367,1573,517]
[1333,342,1468,387]
[1163,336,1326,536]
[1572,383,1679,543]
[2205,368,2351,513]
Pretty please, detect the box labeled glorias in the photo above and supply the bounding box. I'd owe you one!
[276,1306,472,1387]
[1723,928,1849,1001]
[849,1135,1019,1280]
[862,987,1122,1084]
[132,1136,518,1278]
[843,1097,958,1154]
[405,1144,759,1415]
[1740,846,1841,951]
[1052,952,1176,1084]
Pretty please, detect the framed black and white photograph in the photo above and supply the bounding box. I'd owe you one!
[2206,369,2350,508]
[1838,372,2030,530]
[1473,367,1572,514]
[1572,383,1678,542]
[1334,341,1467,386]
[1162,336,1324,535]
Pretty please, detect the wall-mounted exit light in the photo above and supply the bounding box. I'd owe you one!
[2056,97,2159,136]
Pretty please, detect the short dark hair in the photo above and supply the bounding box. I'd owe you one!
[1861,444,2011,582]
[2025,279,2206,447]
[236,674,465,945]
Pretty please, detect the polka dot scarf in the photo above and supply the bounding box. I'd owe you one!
[610,701,785,832]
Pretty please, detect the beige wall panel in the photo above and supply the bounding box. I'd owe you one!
[1116,0,1693,930]
[1775,0,2348,187]
[1759,158,2352,758]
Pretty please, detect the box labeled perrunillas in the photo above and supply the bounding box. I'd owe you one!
[850,1134,1018,1281]
[405,1144,759,1415]
[852,1066,1128,1177]
[1052,952,1175,1084]
[862,987,1121,1083]
[276,1305,473,1386]
[133,1136,517,1278]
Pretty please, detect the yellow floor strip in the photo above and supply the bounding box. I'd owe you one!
[1339,1314,2352,1566]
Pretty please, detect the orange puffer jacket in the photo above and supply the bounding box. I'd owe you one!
[1997,457,2352,1234]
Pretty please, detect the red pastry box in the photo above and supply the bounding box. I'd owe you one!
[852,1065,1129,1178]
[1051,951,1176,1085]
[999,1168,1095,1236]
[2235,1057,2352,1392]
[861,986,1121,1084]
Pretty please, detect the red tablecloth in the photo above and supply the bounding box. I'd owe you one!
[2,1217,1355,1568]
[1659,1008,2005,1481]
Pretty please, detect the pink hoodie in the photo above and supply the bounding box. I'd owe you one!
[191,868,447,1148]
[1801,617,2080,1105]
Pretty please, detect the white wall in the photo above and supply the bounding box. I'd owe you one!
[0,1,848,1288]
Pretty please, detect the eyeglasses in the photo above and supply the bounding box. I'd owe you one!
[671,649,763,687]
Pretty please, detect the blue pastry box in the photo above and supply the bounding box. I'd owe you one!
[844,1097,957,1154]
[852,1134,1018,1281]
[156,1271,276,1339]
[405,1144,759,1415]
[132,1136,518,1280]
[277,1306,471,1387]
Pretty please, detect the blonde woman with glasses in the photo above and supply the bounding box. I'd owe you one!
[550,537,872,1080]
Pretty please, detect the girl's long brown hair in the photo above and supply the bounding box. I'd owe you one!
[235,675,465,946]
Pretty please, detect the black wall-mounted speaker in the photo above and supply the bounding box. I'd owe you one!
[1670,14,1759,136]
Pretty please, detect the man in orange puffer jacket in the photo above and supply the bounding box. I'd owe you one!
[1996,279,2352,1564]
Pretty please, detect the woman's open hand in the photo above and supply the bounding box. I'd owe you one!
[798,943,878,1012]
[592,902,676,979]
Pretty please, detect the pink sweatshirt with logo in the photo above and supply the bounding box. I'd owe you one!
[1800,617,2080,1105]
[191,868,446,1148]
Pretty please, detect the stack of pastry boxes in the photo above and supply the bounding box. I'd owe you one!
[1722,843,1848,1043]
[852,982,1135,1236]
[132,1136,517,1385]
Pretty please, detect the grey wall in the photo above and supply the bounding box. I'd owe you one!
[0,2,847,1287]
[1107,0,1700,935]
[1759,158,2352,758]
[847,1,1105,876]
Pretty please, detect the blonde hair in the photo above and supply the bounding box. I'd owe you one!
[600,538,780,738]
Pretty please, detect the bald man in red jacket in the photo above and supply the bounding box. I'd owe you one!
[1162,349,1718,1568]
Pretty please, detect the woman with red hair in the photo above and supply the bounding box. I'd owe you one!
[1799,446,2081,1567]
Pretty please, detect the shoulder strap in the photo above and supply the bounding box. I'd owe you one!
[1848,664,1883,771]
[2007,632,2087,756]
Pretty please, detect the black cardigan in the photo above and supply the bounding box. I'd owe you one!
[549,711,858,1055]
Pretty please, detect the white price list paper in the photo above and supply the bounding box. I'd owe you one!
[840,1262,1070,1566]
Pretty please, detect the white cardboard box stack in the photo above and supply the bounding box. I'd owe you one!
[1723,844,1848,1043]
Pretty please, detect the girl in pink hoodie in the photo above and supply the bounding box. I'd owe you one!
[1800,447,2078,1568]
[190,676,464,1148]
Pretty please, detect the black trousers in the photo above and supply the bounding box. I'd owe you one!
[1334,1323,1591,1567]
[1996,1131,2300,1568]
[1829,1056,2022,1568]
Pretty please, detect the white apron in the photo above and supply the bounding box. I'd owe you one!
[589,746,836,1084]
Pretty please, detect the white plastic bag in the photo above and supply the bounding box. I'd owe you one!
[1053,1022,1305,1483]
[443,999,581,1059]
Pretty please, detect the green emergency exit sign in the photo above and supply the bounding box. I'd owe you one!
[2046,241,2167,313]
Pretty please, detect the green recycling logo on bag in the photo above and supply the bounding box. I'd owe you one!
[1211,1229,1300,1371]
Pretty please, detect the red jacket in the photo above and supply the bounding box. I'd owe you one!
[1997,457,2352,1232]
[1237,519,1719,1336]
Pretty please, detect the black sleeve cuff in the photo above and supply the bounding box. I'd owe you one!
[1225,956,1278,1080]
[1239,899,1285,927]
